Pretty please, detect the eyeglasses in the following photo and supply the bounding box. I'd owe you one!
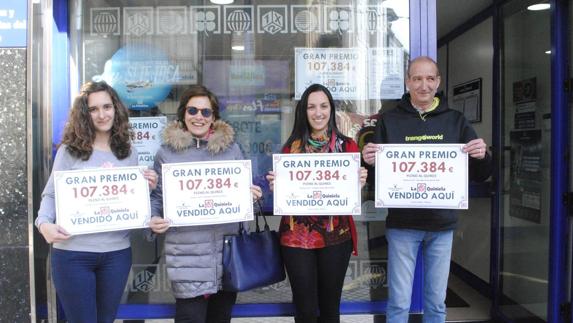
[186,106,213,118]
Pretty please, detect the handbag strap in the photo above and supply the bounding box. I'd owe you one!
[239,200,268,234]
[255,200,260,232]
[256,199,270,231]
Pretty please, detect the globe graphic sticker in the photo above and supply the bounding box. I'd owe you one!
[227,9,251,32]
[93,12,118,34]
[91,8,120,36]
[294,10,317,33]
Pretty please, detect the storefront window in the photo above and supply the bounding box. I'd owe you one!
[68,0,409,310]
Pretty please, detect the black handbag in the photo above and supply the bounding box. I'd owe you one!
[222,202,286,292]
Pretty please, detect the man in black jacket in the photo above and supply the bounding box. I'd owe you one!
[362,56,492,323]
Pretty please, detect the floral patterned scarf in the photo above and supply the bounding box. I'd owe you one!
[290,130,342,154]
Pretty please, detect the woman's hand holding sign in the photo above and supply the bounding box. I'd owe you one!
[149,216,170,234]
[251,185,263,201]
[266,171,275,191]
[143,169,158,190]
[359,167,368,188]
[38,222,70,243]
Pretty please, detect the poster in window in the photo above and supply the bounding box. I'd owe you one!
[0,0,27,48]
[368,47,404,100]
[221,100,282,213]
[452,78,481,123]
[509,130,542,223]
[294,47,367,100]
[513,77,536,104]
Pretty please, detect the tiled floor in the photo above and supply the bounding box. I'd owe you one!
[140,316,372,323]
[445,274,491,322]
[212,315,371,323]
[116,274,491,322]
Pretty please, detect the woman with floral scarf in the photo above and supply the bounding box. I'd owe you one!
[267,83,367,323]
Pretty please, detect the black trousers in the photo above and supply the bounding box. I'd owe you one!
[282,240,353,323]
[174,290,237,323]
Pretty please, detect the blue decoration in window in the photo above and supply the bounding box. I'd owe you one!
[95,45,176,110]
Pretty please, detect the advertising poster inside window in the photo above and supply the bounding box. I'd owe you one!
[295,47,368,100]
[509,130,542,223]
[204,60,289,211]
[129,116,167,167]
[0,0,27,47]
[368,47,404,99]
[452,78,481,123]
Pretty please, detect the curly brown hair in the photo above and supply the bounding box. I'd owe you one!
[61,81,132,160]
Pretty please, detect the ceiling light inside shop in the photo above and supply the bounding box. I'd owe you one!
[545,50,551,54]
[527,3,550,11]
[231,32,245,51]
[210,0,234,4]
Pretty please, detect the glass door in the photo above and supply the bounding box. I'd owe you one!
[497,0,551,321]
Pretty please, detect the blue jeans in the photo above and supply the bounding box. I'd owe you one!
[51,247,132,323]
[386,228,453,323]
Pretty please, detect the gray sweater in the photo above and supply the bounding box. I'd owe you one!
[151,120,244,299]
[36,145,138,252]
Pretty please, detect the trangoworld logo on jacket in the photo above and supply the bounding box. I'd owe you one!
[404,134,444,142]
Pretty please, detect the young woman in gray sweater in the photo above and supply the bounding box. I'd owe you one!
[36,81,157,323]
